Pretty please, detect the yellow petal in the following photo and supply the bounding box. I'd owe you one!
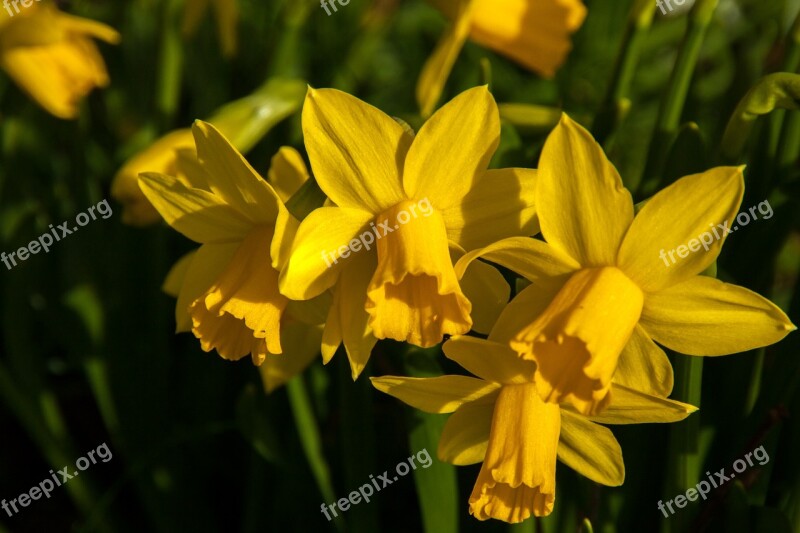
[416,0,473,117]
[468,0,586,77]
[617,167,745,292]
[558,410,624,486]
[268,146,310,204]
[614,324,674,397]
[438,393,498,465]
[302,88,410,213]
[585,383,698,425]
[469,384,559,521]
[259,322,322,393]
[366,201,471,347]
[174,148,211,190]
[405,86,499,210]
[443,336,537,385]
[278,206,373,300]
[192,121,282,225]
[174,243,238,332]
[191,226,288,364]
[370,375,499,413]
[163,251,196,298]
[510,267,643,415]
[537,114,633,266]
[112,129,195,226]
[321,287,342,364]
[454,236,580,284]
[337,251,379,379]
[639,276,795,355]
[139,172,252,243]
[459,259,509,334]
[488,277,567,344]
[441,168,539,251]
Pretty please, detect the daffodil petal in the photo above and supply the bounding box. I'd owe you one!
[416,0,473,118]
[174,242,238,332]
[441,168,539,251]
[558,411,624,486]
[585,383,698,424]
[268,146,310,204]
[163,250,196,298]
[338,252,379,379]
[302,88,409,213]
[614,324,674,397]
[469,0,586,77]
[454,236,580,283]
[639,276,795,355]
[370,375,499,413]
[405,86,499,210]
[537,114,633,266]
[321,288,342,364]
[278,206,373,300]
[259,323,322,393]
[488,277,568,344]
[617,167,745,292]
[459,260,509,334]
[139,172,252,243]
[438,394,498,465]
[192,121,282,224]
[442,336,537,385]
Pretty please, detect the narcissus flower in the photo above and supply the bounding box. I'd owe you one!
[183,0,238,57]
[279,86,538,378]
[455,114,795,415]
[418,0,586,116]
[112,78,306,226]
[372,321,697,522]
[140,121,325,391]
[0,3,119,119]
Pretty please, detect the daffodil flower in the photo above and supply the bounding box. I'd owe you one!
[418,0,586,116]
[140,122,325,391]
[0,3,119,119]
[372,327,697,522]
[182,0,238,57]
[455,114,795,415]
[279,86,538,378]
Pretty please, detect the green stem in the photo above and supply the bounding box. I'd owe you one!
[663,355,703,533]
[641,0,719,197]
[593,0,656,145]
[286,376,339,521]
[156,0,184,126]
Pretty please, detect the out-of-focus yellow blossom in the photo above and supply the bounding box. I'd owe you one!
[455,114,795,416]
[182,0,238,57]
[418,0,586,116]
[0,2,119,119]
[141,122,325,391]
[372,311,697,522]
[279,86,538,378]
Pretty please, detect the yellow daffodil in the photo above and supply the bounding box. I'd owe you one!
[140,121,325,391]
[279,86,538,378]
[112,78,306,226]
[418,0,586,116]
[371,318,697,522]
[0,3,119,119]
[455,114,795,415]
[182,0,238,57]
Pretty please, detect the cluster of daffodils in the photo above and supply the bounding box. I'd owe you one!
[136,86,793,523]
